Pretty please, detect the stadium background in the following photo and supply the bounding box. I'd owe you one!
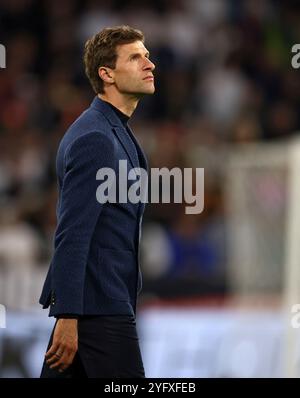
[0,0,300,377]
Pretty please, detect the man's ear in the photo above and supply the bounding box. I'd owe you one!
[98,66,114,84]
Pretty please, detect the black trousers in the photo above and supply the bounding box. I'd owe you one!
[40,315,145,378]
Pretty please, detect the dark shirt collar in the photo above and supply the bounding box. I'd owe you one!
[105,101,130,127]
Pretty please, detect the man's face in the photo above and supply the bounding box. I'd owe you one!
[111,40,155,96]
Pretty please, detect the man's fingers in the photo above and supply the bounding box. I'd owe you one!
[49,351,67,369]
[45,343,63,364]
[50,350,75,371]
[46,352,64,365]
[49,360,60,369]
[45,318,78,371]
[45,343,60,359]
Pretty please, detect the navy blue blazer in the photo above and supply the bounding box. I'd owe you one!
[39,96,148,317]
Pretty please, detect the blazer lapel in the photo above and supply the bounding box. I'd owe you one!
[90,96,149,207]
[126,124,149,174]
[112,126,139,170]
[90,96,141,170]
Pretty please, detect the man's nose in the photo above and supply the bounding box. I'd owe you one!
[144,58,155,71]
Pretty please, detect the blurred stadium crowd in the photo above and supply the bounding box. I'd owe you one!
[0,0,299,309]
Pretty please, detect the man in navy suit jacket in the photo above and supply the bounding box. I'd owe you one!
[39,25,155,377]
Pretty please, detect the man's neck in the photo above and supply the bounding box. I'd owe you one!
[98,92,139,117]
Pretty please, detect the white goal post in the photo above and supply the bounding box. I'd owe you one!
[224,136,300,377]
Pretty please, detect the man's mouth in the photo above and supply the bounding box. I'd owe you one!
[143,76,154,81]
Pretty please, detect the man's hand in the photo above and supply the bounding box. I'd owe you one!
[45,318,78,373]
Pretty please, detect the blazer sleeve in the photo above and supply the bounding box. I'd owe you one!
[49,131,116,316]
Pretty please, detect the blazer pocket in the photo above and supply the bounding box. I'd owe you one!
[97,248,135,302]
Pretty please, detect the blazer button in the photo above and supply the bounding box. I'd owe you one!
[51,292,56,305]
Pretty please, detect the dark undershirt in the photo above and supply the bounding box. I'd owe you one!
[106,102,130,126]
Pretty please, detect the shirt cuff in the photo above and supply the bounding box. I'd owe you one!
[55,314,80,319]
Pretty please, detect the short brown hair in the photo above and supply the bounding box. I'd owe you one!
[83,25,145,94]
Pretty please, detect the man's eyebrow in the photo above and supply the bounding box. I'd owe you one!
[128,51,150,59]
